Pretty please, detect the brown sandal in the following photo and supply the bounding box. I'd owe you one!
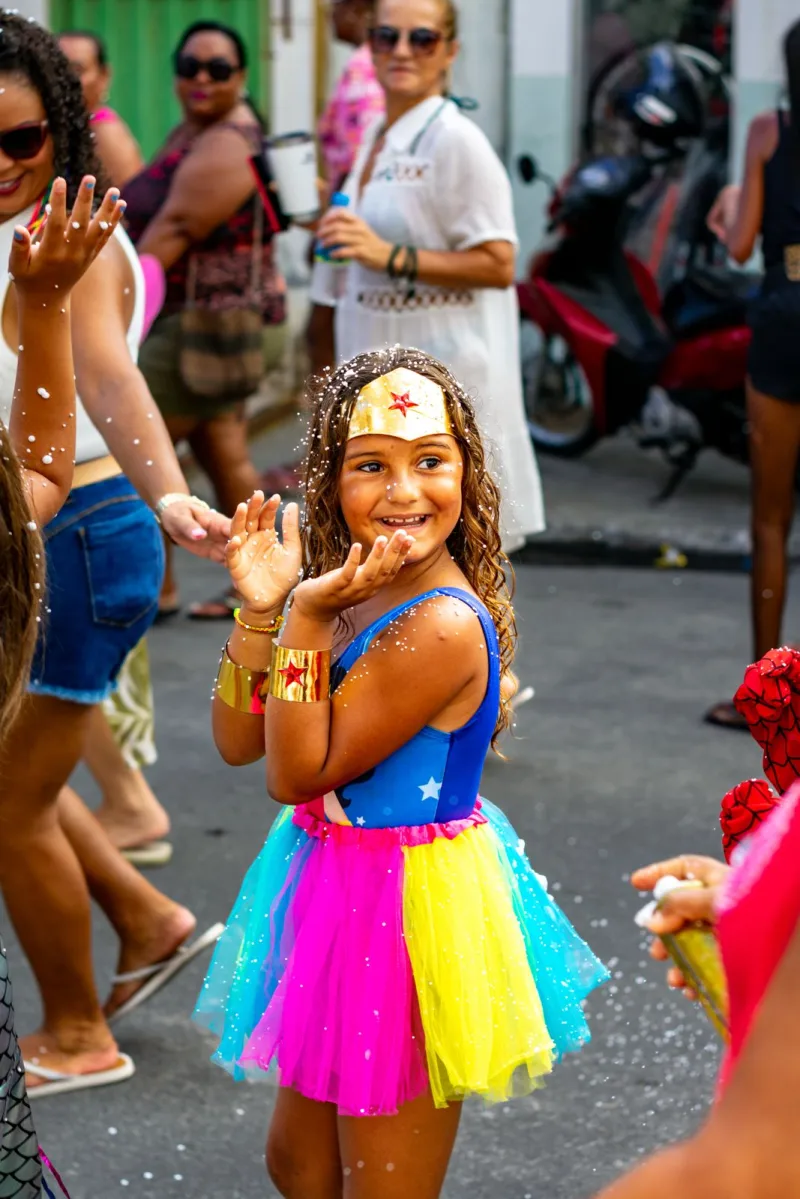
[704,701,749,731]
[187,591,239,621]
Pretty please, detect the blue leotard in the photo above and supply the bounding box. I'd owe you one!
[323,587,500,829]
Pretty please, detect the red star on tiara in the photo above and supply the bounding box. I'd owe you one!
[278,660,307,689]
[388,391,418,417]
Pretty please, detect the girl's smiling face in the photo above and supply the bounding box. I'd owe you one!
[339,433,463,563]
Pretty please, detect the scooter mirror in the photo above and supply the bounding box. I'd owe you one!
[518,154,538,184]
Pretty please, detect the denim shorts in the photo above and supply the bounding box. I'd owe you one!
[30,475,165,705]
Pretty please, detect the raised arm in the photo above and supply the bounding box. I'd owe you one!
[8,176,123,524]
[135,124,258,270]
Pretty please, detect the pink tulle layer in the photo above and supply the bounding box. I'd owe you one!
[239,824,430,1115]
[291,799,486,846]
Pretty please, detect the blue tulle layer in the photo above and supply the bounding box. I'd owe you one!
[480,798,609,1058]
[192,800,608,1082]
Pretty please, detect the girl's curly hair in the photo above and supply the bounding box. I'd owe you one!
[303,346,516,749]
[0,10,102,204]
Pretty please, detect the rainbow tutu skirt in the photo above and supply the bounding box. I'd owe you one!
[193,798,608,1116]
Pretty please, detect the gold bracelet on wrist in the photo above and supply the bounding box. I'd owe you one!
[269,644,331,703]
[233,607,284,635]
[215,644,270,714]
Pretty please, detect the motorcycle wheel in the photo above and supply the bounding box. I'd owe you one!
[521,326,599,457]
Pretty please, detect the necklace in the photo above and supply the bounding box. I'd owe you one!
[27,180,54,239]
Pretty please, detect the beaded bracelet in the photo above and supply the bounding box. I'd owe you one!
[233,607,284,636]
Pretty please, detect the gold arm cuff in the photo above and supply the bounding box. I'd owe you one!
[269,644,331,703]
[215,646,270,714]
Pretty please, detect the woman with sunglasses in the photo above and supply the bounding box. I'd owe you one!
[124,20,288,621]
[312,0,544,553]
[0,11,228,1098]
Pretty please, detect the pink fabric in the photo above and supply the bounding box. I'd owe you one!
[138,253,166,342]
[240,830,428,1115]
[90,106,118,125]
[715,779,800,1093]
[292,798,486,847]
[317,44,385,185]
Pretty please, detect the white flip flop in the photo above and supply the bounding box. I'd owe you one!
[26,1053,135,1100]
[108,922,225,1025]
[121,839,174,868]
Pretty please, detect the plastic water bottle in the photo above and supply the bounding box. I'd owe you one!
[314,191,350,264]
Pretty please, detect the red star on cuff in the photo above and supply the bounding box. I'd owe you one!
[279,660,307,689]
[388,391,418,417]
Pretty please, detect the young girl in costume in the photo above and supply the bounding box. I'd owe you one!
[195,346,608,1197]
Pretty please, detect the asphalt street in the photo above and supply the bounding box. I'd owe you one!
[4,549,773,1198]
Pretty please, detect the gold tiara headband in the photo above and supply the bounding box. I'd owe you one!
[347,368,453,441]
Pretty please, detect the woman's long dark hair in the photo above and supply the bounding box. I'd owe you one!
[174,20,267,131]
[0,10,101,203]
[785,19,800,164]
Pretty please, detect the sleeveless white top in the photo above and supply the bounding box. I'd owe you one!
[0,207,145,464]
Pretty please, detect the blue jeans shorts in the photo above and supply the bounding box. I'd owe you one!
[30,475,165,705]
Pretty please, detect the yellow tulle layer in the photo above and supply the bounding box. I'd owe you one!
[402,823,555,1108]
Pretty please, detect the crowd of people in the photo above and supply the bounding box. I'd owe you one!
[0,1,799,1197]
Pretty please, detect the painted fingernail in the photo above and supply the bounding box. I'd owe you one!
[84,177,95,189]
[117,201,127,213]
[13,228,24,242]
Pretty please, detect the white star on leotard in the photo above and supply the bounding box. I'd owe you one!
[356,816,366,826]
[419,777,442,802]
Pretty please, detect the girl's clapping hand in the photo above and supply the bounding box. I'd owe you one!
[292,531,414,624]
[225,492,303,613]
[9,175,123,297]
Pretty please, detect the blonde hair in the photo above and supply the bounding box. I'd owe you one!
[302,346,516,750]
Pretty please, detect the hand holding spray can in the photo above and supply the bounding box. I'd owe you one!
[636,875,729,1042]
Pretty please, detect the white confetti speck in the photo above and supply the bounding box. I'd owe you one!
[108,1127,117,1135]
[42,454,53,465]
[26,521,36,531]
[37,387,50,399]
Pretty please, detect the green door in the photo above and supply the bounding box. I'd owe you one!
[49,0,269,160]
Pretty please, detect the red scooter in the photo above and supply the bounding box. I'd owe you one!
[517,46,758,499]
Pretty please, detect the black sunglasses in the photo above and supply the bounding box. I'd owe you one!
[0,120,49,161]
[369,25,444,56]
[175,54,238,83]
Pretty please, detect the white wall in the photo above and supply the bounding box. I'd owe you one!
[731,0,792,179]
[451,0,509,153]
[269,0,317,136]
[508,0,580,263]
